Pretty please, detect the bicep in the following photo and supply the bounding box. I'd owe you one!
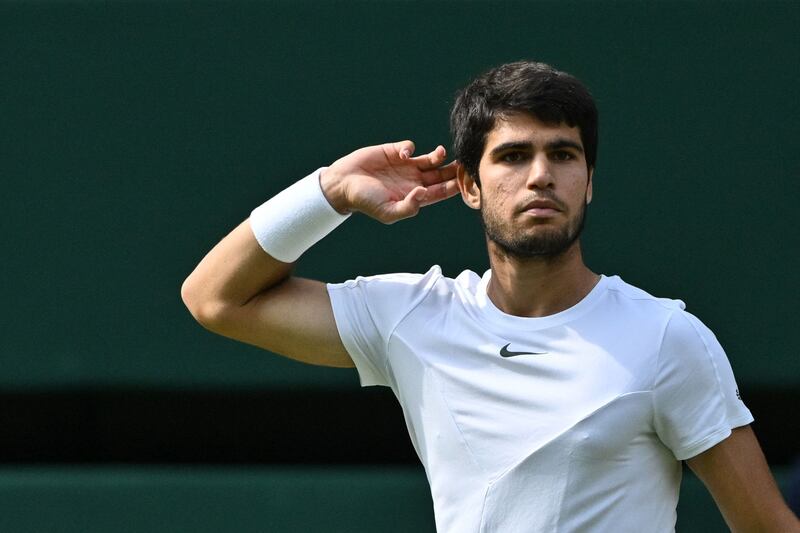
[686,425,799,532]
[214,277,353,368]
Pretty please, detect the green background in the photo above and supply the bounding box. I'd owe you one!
[2,1,798,531]
[0,466,792,532]
[2,0,798,390]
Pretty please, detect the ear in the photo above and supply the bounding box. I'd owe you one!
[586,167,594,205]
[457,163,481,210]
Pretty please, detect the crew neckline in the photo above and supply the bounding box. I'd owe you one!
[474,271,612,331]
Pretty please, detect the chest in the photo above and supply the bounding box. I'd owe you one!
[387,307,662,477]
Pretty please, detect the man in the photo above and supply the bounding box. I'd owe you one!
[181,61,798,532]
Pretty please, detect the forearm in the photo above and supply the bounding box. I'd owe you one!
[182,168,350,328]
[181,142,456,335]
[181,218,293,325]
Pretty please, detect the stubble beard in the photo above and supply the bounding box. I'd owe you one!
[480,195,588,259]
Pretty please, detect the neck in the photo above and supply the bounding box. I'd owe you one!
[486,239,600,318]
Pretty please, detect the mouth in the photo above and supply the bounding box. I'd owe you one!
[520,199,562,218]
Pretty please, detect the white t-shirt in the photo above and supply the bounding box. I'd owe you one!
[327,266,753,533]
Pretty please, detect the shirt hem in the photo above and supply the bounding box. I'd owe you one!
[674,413,755,460]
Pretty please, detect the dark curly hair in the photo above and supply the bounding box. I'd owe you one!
[450,61,598,185]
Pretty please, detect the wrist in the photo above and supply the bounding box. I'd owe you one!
[319,165,351,215]
[249,168,351,263]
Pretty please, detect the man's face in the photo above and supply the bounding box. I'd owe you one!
[459,111,593,258]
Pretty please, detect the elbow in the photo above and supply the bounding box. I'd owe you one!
[180,277,229,332]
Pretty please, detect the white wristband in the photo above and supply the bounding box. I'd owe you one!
[249,167,351,262]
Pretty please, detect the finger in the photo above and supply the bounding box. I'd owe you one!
[409,144,446,170]
[390,140,416,161]
[419,178,460,207]
[386,185,425,222]
[418,159,459,185]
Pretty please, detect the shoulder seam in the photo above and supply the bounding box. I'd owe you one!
[681,311,727,400]
[606,283,681,311]
[650,308,682,432]
[652,309,680,389]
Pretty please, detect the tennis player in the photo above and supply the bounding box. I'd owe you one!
[182,61,799,532]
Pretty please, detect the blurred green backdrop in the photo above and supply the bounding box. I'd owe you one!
[1,2,798,388]
[2,2,798,532]
[0,466,793,532]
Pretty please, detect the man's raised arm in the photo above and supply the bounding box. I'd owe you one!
[180,141,459,367]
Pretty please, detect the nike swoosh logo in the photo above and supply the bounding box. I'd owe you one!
[499,343,548,358]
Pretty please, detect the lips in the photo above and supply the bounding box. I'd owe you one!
[520,198,562,216]
[523,199,560,211]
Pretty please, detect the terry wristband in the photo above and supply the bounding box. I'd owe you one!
[249,167,351,263]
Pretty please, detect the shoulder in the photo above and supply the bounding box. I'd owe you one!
[327,265,455,319]
[327,266,476,346]
[603,276,718,351]
[329,264,445,295]
[328,266,486,322]
[660,307,724,365]
[604,275,687,314]
[587,275,689,342]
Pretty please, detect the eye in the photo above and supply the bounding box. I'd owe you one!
[501,151,527,163]
[551,150,575,161]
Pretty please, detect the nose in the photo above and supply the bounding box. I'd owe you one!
[526,154,555,190]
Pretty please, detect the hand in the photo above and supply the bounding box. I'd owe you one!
[321,140,460,224]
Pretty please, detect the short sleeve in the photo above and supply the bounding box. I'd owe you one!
[653,310,754,460]
[327,266,442,387]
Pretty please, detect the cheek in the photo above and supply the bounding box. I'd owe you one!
[491,181,515,205]
[481,181,511,204]
[564,173,590,200]
[483,191,512,216]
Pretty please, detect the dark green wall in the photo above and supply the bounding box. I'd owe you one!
[3,1,798,389]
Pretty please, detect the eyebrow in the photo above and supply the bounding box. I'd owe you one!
[488,138,584,158]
